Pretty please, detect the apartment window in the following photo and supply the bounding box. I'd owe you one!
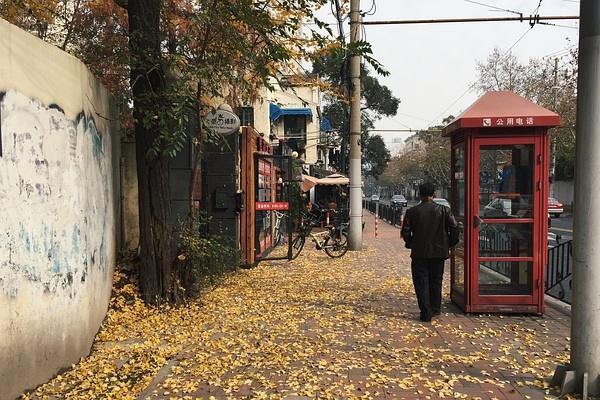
[283,115,307,137]
[237,107,254,127]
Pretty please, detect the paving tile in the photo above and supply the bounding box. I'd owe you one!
[27,214,572,400]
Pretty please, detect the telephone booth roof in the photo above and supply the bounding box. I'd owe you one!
[442,91,560,137]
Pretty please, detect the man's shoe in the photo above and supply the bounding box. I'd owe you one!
[419,313,432,322]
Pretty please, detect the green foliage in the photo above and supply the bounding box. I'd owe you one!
[176,211,239,298]
[313,47,399,175]
[363,134,390,179]
[362,72,400,117]
[346,40,390,77]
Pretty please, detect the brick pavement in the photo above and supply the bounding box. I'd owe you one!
[141,216,569,399]
[352,213,570,399]
[27,211,572,400]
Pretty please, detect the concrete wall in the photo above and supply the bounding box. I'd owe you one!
[253,94,271,136]
[0,19,118,399]
[552,180,574,210]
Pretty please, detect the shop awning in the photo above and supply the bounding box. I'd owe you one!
[301,175,320,192]
[318,173,349,186]
[301,173,349,192]
[270,103,313,121]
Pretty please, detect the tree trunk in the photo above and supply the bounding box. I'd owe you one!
[128,0,174,304]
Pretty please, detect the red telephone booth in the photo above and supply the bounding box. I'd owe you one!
[442,91,560,314]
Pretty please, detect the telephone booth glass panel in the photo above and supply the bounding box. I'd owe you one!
[452,143,467,303]
[473,138,541,303]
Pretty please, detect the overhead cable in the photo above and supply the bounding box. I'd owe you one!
[428,27,534,125]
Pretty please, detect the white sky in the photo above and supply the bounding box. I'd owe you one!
[320,0,580,154]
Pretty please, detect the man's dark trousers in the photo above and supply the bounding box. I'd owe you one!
[411,258,445,320]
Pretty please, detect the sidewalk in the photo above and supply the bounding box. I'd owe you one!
[26,217,571,400]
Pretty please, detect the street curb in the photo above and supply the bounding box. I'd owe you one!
[545,294,571,316]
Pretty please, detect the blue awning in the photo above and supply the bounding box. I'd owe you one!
[321,117,333,131]
[269,103,282,121]
[269,103,313,121]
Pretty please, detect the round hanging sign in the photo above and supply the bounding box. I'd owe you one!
[203,109,241,135]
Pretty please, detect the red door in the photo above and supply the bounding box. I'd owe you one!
[470,137,544,311]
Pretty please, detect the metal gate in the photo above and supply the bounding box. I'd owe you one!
[253,153,295,262]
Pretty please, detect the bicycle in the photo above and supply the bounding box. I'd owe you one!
[273,210,287,246]
[290,211,349,259]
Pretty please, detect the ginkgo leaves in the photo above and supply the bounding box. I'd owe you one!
[24,245,569,399]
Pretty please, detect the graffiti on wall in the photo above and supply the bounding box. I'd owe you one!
[0,90,113,297]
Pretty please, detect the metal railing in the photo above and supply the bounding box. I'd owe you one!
[363,200,403,226]
[364,199,574,304]
[545,239,573,303]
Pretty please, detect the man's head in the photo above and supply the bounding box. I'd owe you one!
[419,182,436,199]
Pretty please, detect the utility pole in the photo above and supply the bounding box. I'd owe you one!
[332,0,349,176]
[550,57,558,197]
[553,0,600,396]
[571,0,600,395]
[348,0,362,250]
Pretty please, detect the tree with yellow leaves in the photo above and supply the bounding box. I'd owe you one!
[1,0,339,304]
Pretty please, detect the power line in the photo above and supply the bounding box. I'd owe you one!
[531,0,544,16]
[367,129,442,133]
[542,45,577,59]
[464,0,523,16]
[395,112,436,122]
[363,0,377,16]
[362,15,579,26]
[538,21,578,29]
[428,26,535,125]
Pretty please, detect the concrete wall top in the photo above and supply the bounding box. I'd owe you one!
[0,18,113,135]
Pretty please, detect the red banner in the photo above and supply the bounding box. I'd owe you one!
[255,202,289,211]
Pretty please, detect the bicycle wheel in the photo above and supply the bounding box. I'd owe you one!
[290,234,306,260]
[274,225,282,246]
[324,230,348,258]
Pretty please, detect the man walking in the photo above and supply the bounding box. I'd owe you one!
[401,182,459,322]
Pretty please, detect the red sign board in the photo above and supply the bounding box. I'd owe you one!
[255,202,289,211]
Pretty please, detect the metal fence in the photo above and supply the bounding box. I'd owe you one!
[363,200,403,226]
[545,239,573,303]
[363,200,574,304]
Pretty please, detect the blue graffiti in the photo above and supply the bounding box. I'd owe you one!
[0,90,112,296]
[88,118,104,166]
[71,225,80,256]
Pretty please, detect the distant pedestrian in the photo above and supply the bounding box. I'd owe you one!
[401,182,459,322]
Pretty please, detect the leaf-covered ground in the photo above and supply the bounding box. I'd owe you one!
[24,222,571,400]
